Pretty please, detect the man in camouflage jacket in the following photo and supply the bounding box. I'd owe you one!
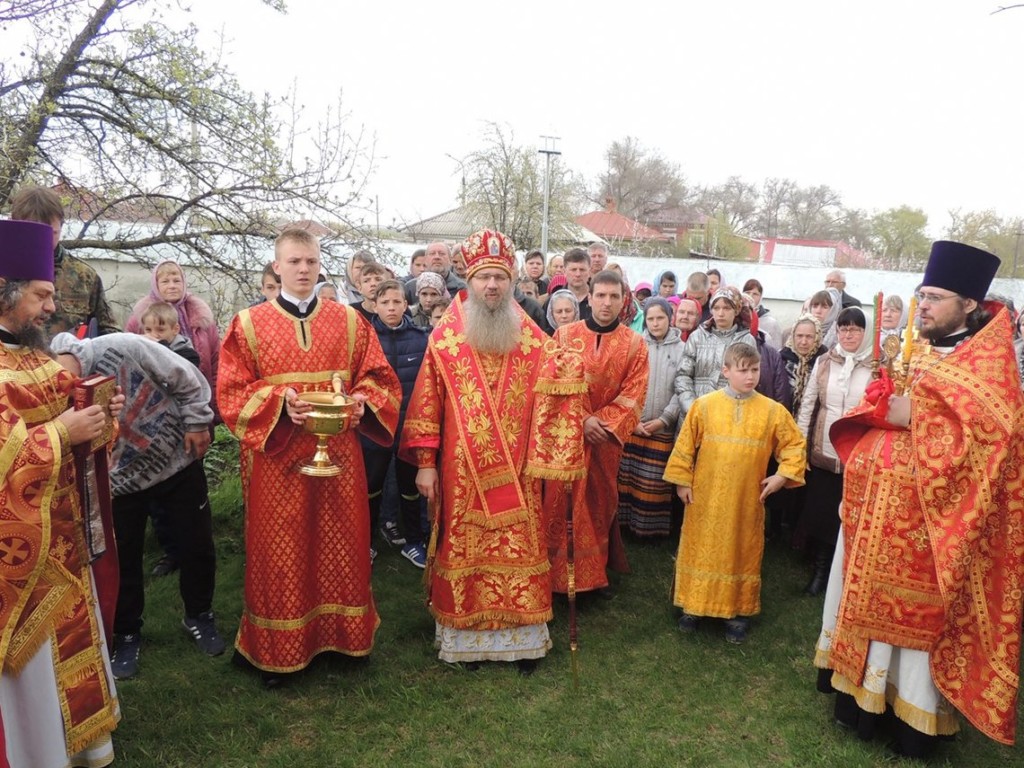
[9,185,120,338]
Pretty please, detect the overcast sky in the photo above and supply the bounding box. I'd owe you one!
[194,0,1024,236]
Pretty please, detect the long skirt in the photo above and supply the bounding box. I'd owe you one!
[617,431,675,537]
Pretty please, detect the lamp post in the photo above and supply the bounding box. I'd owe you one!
[538,135,561,256]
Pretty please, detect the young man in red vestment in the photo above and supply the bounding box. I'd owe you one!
[400,229,554,674]
[816,241,1024,756]
[0,219,124,768]
[544,271,649,598]
[218,228,401,686]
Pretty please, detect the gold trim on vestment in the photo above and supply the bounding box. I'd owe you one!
[0,417,27,480]
[431,607,554,630]
[268,295,326,351]
[233,613,382,674]
[534,379,588,395]
[830,670,960,736]
[0,422,62,673]
[524,464,586,481]
[238,308,259,369]
[9,401,64,424]
[358,377,402,411]
[234,385,276,445]
[264,371,351,386]
[433,560,551,580]
[243,602,370,630]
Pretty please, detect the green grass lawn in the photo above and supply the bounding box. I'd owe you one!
[113,461,1021,767]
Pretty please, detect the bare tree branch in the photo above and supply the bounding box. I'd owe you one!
[1,0,371,283]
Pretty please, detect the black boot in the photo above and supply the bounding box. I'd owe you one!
[804,545,832,596]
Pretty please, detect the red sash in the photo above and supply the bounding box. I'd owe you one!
[431,298,545,526]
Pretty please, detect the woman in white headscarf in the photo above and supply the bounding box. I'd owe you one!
[804,287,842,350]
[795,306,874,596]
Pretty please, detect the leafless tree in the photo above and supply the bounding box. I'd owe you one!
[0,0,372,284]
[597,137,690,221]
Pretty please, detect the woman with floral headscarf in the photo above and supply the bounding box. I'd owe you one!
[780,315,827,418]
[767,314,828,542]
[674,287,756,417]
[795,306,874,596]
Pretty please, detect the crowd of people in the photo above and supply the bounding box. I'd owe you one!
[2,184,1023,767]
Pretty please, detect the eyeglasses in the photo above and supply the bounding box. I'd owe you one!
[914,291,959,305]
[836,327,865,334]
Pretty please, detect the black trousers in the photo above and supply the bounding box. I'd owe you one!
[112,460,216,634]
[363,445,424,544]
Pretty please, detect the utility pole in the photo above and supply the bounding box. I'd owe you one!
[1014,227,1022,278]
[538,135,561,256]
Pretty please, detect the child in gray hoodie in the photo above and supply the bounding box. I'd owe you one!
[51,330,224,681]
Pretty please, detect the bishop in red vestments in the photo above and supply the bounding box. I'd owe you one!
[400,230,555,672]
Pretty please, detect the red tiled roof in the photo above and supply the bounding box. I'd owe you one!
[574,210,670,242]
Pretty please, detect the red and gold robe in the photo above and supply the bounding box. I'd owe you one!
[824,306,1024,745]
[0,344,119,765]
[218,299,400,673]
[399,297,552,634]
[544,320,649,593]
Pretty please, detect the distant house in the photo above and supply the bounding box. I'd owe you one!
[757,238,871,268]
[399,203,605,248]
[640,205,707,246]
[574,199,671,244]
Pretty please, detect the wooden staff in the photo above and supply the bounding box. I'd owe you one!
[566,485,579,689]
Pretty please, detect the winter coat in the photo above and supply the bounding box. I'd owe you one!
[641,326,684,429]
[753,332,792,412]
[780,344,828,416]
[370,314,429,448]
[795,347,874,473]
[675,323,756,415]
[166,333,202,369]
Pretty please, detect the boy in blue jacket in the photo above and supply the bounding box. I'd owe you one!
[364,280,430,567]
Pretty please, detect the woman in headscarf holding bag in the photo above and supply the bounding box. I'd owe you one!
[794,306,874,595]
[769,314,828,541]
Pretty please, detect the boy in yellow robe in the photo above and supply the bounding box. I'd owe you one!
[664,342,805,644]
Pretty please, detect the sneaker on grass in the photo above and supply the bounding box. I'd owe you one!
[111,633,141,680]
[677,613,700,634]
[724,618,749,645]
[380,520,406,547]
[182,611,226,656]
[151,554,178,577]
[401,542,427,569]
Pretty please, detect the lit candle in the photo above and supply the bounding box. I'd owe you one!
[902,295,917,363]
[872,292,883,362]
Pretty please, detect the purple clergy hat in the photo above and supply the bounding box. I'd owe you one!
[921,241,999,302]
[0,219,55,282]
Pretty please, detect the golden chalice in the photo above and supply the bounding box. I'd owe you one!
[297,391,357,477]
